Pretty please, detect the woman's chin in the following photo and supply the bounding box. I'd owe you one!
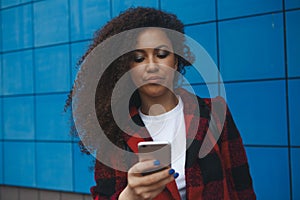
[139,84,173,98]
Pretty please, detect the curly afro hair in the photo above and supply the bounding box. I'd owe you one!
[66,7,193,151]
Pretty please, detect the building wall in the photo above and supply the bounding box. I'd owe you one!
[0,186,92,200]
[0,0,299,199]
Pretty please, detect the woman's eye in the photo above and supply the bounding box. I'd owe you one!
[133,55,145,63]
[157,50,170,59]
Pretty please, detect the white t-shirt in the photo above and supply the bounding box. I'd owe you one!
[139,96,186,199]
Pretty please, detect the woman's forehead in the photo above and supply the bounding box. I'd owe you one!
[135,28,173,50]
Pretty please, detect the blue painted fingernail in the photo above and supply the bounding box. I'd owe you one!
[154,160,160,166]
[168,169,175,175]
[173,172,179,179]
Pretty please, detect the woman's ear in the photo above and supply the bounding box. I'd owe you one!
[174,57,178,70]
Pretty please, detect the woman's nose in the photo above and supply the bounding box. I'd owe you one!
[145,57,159,72]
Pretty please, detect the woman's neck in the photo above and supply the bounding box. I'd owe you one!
[139,90,178,116]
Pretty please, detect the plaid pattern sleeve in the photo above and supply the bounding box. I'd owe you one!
[206,96,256,199]
[90,159,127,200]
[179,89,255,199]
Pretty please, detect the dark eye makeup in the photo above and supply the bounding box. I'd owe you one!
[132,49,171,63]
[133,54,145,63]
[156,49,170,59]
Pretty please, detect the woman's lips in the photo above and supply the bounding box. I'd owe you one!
[144,76,165,84]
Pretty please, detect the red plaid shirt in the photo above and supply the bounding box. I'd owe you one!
[91,89,256,199]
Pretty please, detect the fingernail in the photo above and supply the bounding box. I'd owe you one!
[154,160,160,166]
[168,169,175,175]
[173,172,179,179]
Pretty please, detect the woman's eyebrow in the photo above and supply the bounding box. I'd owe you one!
[134,45,171,52]
[154,44,171,50]
[134,49,145,53]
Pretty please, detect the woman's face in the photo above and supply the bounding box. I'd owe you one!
[129,28,177,98]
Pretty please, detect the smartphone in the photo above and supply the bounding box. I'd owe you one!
[138,141,171,175]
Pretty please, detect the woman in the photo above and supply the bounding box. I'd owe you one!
[66,7,256,200]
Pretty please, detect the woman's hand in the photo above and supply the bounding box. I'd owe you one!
[119,160,178,200]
